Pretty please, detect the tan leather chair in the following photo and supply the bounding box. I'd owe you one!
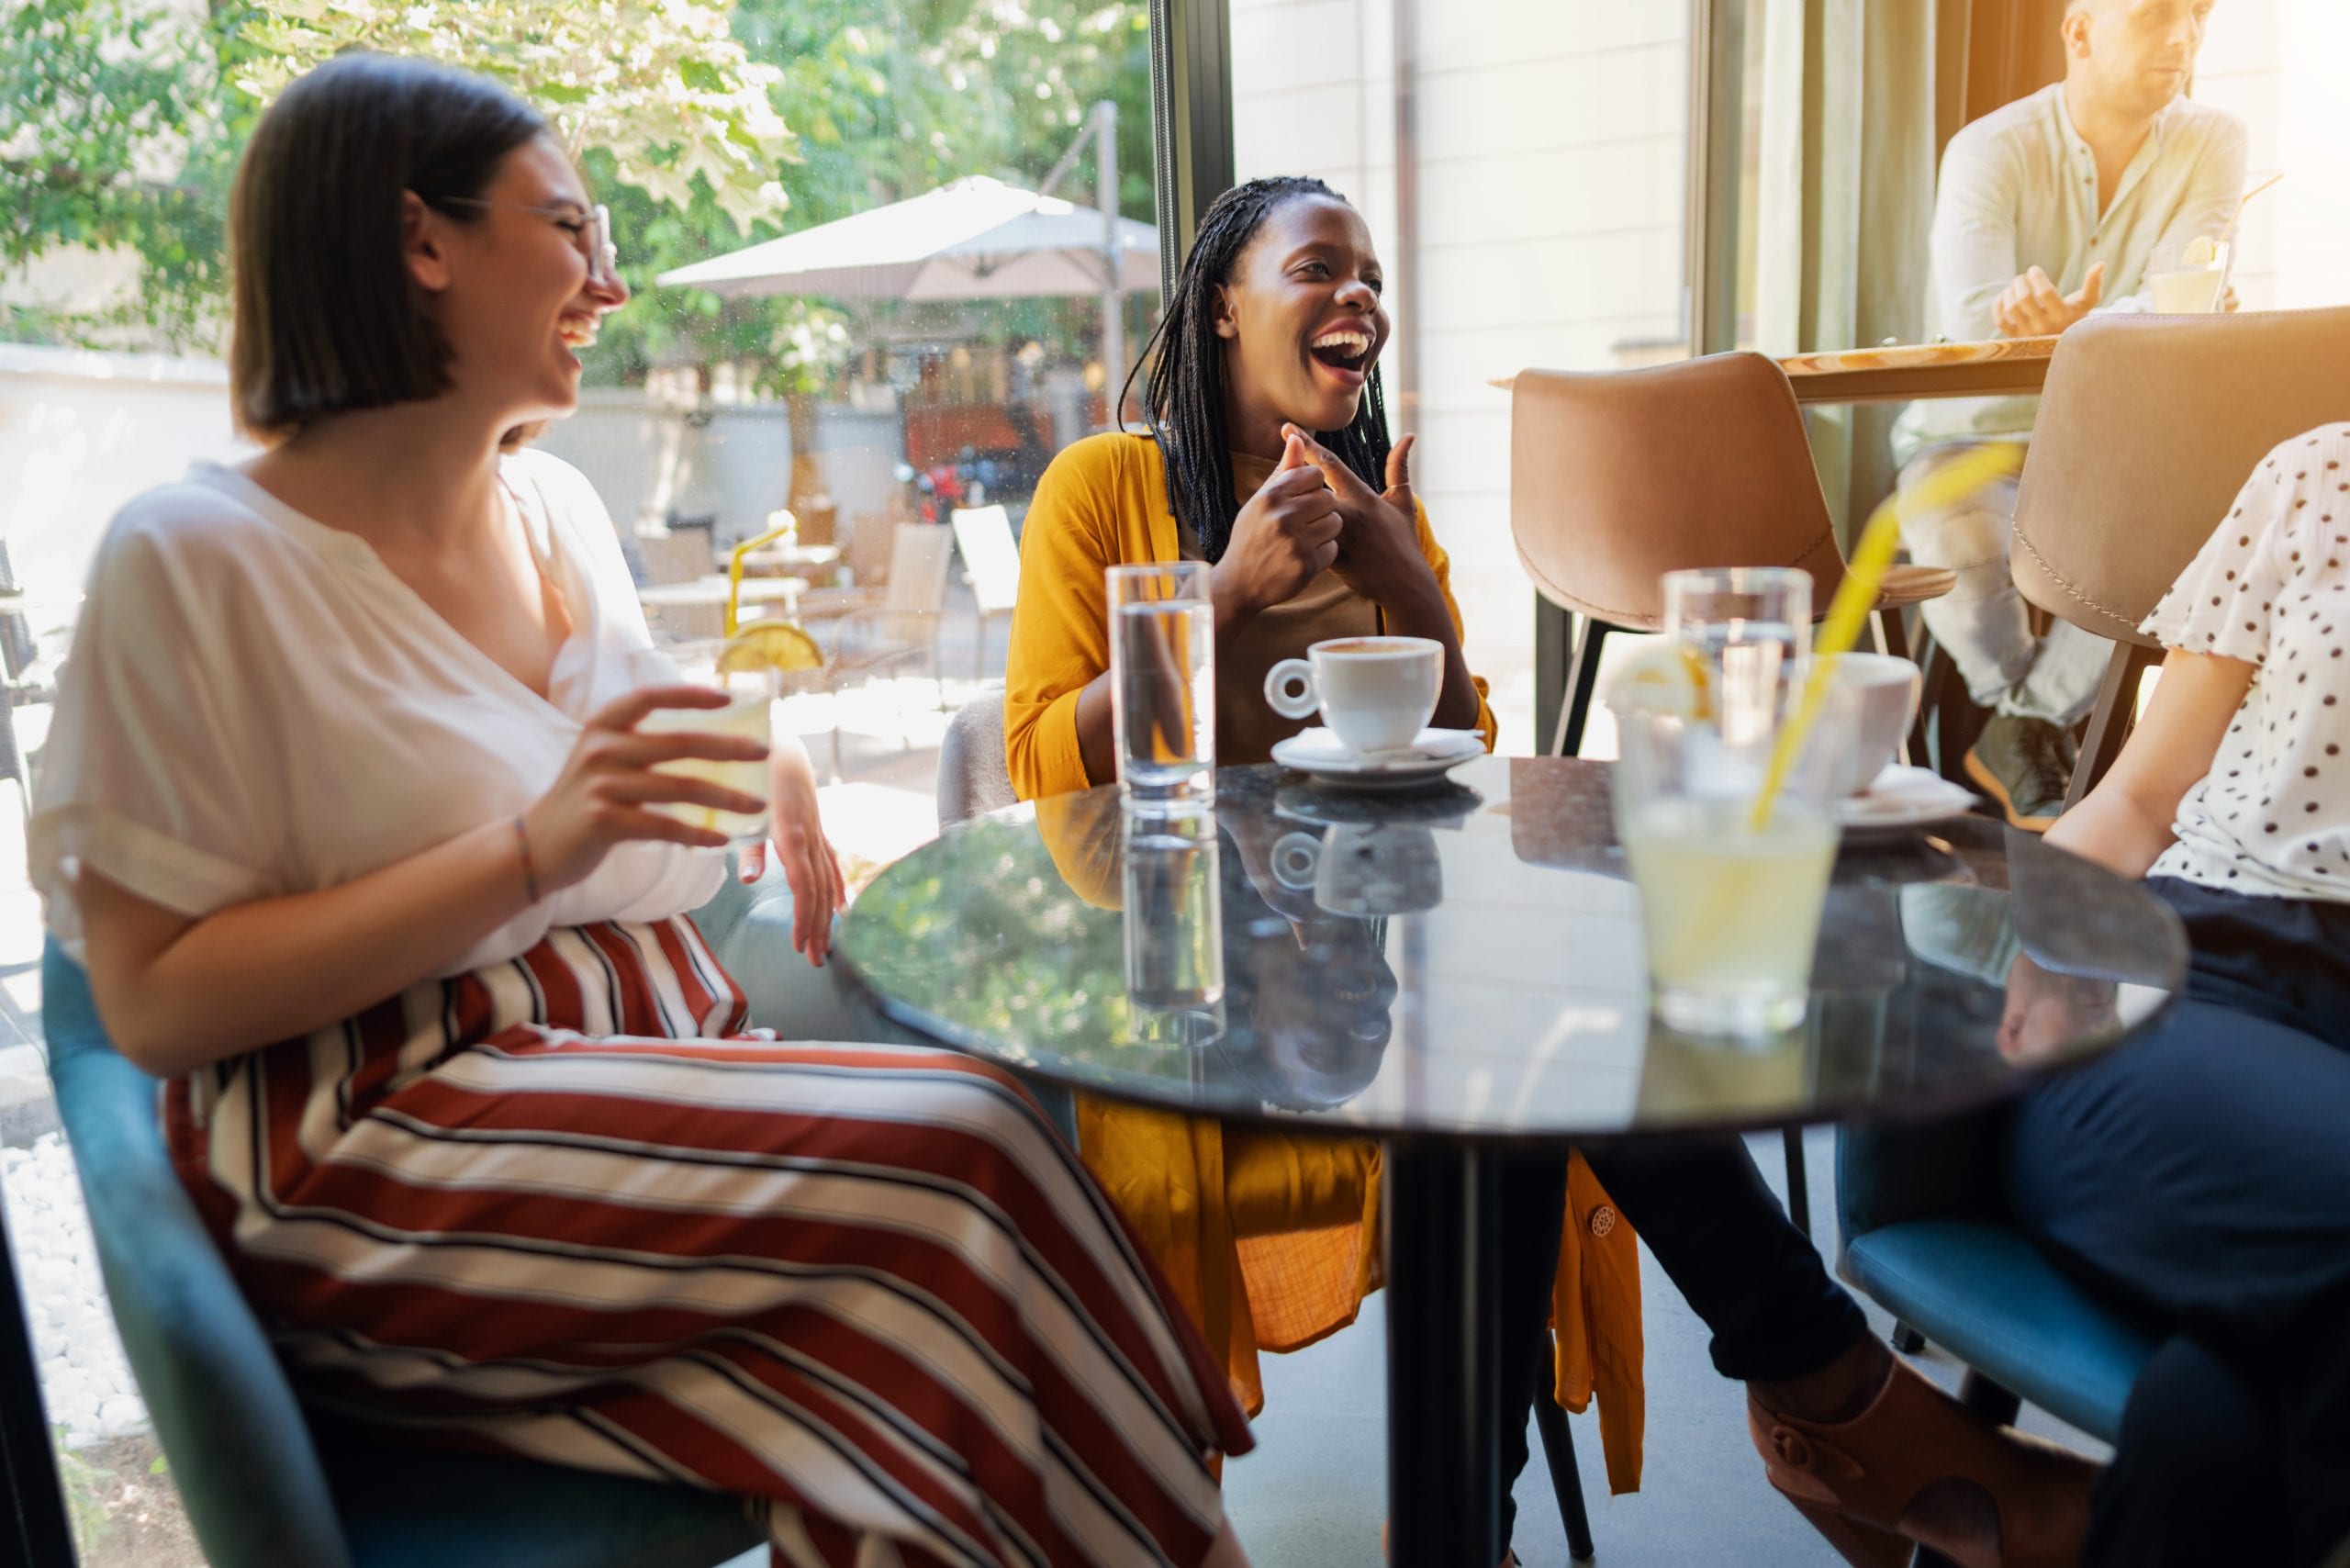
[2010,306,2350,808]
[1512,352,1953,756]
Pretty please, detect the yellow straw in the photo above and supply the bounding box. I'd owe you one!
[1746,443,2024,828]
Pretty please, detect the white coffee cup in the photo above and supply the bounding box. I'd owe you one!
[1264,635,1443,756]
[1813,653,1923,797]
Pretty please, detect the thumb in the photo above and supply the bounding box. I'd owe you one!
[1281,422,1369,498]
[1276,431,1310,472]
[1384,433,1416,506]
[738,839,767,883]
[2076,261,2106,308]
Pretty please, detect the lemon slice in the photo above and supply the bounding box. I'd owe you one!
[1609,643,1714,720]
[2180,235,2221,268]
[718,619,824,677]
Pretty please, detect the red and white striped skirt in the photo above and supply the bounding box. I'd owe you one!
[163,916,1252,1567]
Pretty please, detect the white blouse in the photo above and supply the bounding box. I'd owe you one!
[30,450,725,968]
[2143,422,2350,901]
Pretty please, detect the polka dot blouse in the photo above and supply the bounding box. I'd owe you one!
[2143,421,2350,899]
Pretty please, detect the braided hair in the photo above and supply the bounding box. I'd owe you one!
[1121,175,1393,563]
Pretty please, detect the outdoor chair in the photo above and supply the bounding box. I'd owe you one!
[1510,352,1953,764]
[796,512,900,622]
[930,692,1599,1562]
[2009,306,2350,807]
[0,541,53,819]
[807,523,956,779]
[633,527,723,640]
[949,504,1020,677]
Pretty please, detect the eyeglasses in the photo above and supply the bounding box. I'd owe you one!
[437,197,619,291]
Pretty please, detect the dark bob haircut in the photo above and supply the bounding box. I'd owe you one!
[229,53,549,442]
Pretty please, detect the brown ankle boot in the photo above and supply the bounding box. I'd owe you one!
[1746,1359,2098,1568]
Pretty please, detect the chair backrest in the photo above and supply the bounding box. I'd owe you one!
[39,943,355,1568]
[950,506,1021,617]
[635,530,714,587]
[1510,352,1847,630]
[2012,307,2350,648]
[936,695,1015,826]
[846,511,895,588]
[881,524,956,642]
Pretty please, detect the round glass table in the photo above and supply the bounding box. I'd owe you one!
[833,757,2187,1564]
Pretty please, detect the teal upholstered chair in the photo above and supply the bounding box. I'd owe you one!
[1835,1111,2158,1445]
[36,865,862,1568]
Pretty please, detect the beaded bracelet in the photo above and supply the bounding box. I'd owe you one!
[512,814,543,903]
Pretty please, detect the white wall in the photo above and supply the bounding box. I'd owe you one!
[0,356,824,603]
[1231,0,1692,751]
[0,345,248,603]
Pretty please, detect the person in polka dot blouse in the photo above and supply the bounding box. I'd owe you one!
[2129,422,2350,894]
[2000,421,2350,1568]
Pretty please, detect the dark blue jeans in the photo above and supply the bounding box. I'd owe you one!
[2007,878,2350,1568]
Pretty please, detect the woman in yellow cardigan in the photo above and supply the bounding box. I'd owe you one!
[1005,175,2094,1568]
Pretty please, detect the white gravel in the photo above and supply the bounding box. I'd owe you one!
[2,1133,149,1450]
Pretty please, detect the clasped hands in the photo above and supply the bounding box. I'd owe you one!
[1211,425,1430,622]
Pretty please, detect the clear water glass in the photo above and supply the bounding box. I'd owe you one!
[1662,566,1812,748]
[1121,811,1226,1046]
[1108,562,1215,811]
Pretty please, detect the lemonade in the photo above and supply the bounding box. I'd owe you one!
[637,692,772,842]
[1621,796,1838,1037]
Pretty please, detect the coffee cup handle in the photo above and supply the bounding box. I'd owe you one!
[1265,659,1319,720]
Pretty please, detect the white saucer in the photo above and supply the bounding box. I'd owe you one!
[1270,726,1485,790]
[1836,764,1982,834]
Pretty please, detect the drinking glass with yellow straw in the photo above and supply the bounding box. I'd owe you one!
[1609,444,2019,1038]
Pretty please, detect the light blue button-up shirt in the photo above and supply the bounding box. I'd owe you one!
[1893,83,2248,465]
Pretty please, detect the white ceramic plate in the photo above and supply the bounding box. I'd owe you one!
[1269,727,1484,790]
[1836,765,1983,834]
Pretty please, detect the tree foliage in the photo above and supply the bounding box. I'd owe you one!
[1,0,1156,380]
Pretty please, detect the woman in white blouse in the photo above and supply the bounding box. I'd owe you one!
[2012,423,2350,1568]
[29,53,1257,1568]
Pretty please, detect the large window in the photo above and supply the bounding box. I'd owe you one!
[0,3,1162,1559]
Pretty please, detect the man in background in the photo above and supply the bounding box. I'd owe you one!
[1894,0,2245,828]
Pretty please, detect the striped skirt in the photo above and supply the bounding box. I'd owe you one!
[163,916,1252,1567]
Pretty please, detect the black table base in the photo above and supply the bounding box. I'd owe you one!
[1385,1138,1505,1568]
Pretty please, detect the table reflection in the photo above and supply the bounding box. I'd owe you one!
[833,757,2185,1140]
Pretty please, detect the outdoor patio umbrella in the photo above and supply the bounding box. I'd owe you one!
[653,174,1158,301]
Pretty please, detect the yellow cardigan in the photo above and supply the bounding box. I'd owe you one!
[1002,431,1650,1491]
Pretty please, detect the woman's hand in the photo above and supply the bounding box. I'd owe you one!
[1280,424,1437,610]
[1210,435,1344,627]
[737,732,846,965]
[521,685,767,893]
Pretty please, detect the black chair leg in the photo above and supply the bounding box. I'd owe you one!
[2065,641,2160,810]
[1781,1126,1810,1238]
[1532,1366,1597,1562]
[1551,619,1612,757]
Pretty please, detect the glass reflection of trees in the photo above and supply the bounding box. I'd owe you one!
[842,808,1401,1111]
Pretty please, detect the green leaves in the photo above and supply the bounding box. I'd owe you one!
[3,0,1157,378]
